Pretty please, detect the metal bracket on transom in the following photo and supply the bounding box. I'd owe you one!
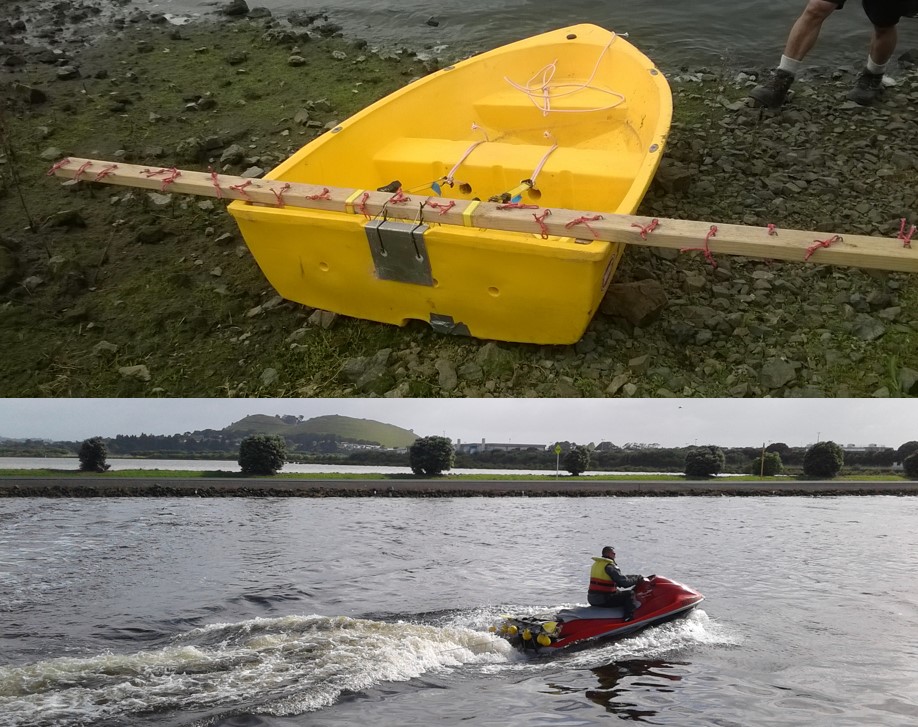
[364,219,433,286]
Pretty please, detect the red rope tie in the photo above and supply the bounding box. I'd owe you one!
[767,223,778,236]
[533,209,552,239]
[305,187,331,201]
[898,218,915,249]
[208,167,223,198]
[565,214,603,238]
[229,179,254,199]
[46,157,71,176]
[141,167,181,191]
[680,225,718,268]
[388,188,411,205]
[73,160,92,181]
[631,218,659,240]
[497,202,539,210]
[159,168,180,191]
[270,183,291,207]
[356,191,370,218]
[804,234,842,262]
[93,164,118,182]
[426,199,456,215]
[140,166,171,178]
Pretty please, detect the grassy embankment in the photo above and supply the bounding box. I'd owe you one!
[1,21,432,395]
[0,468,909,481]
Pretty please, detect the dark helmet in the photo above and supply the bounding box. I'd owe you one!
[601,545,615,557]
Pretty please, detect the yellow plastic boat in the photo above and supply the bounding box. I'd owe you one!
[228,24,671,344]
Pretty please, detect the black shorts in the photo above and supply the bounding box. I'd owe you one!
[833,0,918,27]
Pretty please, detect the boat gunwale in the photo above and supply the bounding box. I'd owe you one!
[251,23,672,206]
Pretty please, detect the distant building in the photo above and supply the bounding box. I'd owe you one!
[455,438,546,454]
[338,442,385,451]
[841,443,887,453]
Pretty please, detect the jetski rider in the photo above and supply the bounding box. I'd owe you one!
[587,545,652,621]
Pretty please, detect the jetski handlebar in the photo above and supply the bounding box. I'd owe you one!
[635,575,656,594]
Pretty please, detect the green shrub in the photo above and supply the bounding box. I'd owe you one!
[903,452,918,480]
[802,441,844,478]
[409,435,455,476]
[238,434,287,475]
[78,437,109,472]
[897,441,918,464]
[684,445,725,478]
[563,445,590,476]
[749,451,783,476]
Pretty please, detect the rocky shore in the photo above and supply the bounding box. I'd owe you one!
[2,2,918,397]
[3,476,918,498]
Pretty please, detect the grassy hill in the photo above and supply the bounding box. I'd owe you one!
[224,414,418,448]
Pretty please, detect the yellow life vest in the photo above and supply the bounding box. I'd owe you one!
[589,556,618,593]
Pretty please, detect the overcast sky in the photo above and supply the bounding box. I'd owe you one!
[0,399,914,448]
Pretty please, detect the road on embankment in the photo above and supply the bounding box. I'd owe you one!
[1,477,917,497]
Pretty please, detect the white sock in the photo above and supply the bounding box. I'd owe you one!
[866,55,888,75]
[778,55,802,76]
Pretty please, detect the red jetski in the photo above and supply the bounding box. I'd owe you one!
[494,576,704,651]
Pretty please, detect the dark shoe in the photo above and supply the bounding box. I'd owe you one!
[847,70,884,106]
[623,613,634,622]
[748,69,794,108]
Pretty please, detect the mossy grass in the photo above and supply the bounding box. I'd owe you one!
[0,20,437,395]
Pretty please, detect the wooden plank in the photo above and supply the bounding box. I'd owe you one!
[49,157,918,273]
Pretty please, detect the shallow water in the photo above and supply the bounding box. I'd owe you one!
[3,496,918,726]
[132,0,918,69]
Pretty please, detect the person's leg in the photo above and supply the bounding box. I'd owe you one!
[612,590,637,620]
[749,0,842,107]
[627,592,640,620]
[783,0,843,60]
[848,0,901,105]
[867,24,898,66]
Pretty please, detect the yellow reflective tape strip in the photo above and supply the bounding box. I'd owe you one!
[345,189,365,215]
[463,200,480,227]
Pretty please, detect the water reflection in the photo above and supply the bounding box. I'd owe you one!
[584,659,686,721]
[0,456,690,477]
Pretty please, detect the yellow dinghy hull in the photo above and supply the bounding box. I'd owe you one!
[228,24,671,344]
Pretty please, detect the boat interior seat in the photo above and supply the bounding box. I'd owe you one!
[472,89,631,129]
[372,137,643,208]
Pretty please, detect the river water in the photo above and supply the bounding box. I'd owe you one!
[0,456,685,478]
[132,0,918,68]
[2,496,917,726]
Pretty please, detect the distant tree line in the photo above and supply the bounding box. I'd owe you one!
[0,439,74,457]
[0,432,392,459]
[408,438,918,480]
[59,429,918,481]
[101,431,378,456]
[450,441,913,473]
[9,436,918,480]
